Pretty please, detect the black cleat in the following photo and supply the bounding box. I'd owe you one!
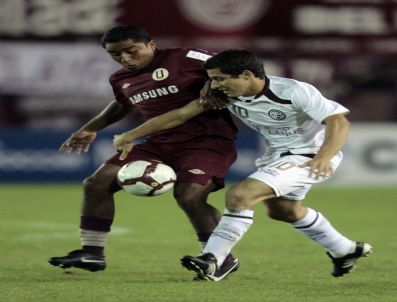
[182,253,240,282]
[327,242,372,277]
[48,250,106,272]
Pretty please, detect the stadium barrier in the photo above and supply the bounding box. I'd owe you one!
[0,123,396,185]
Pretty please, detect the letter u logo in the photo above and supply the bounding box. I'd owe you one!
[152,68,169,81]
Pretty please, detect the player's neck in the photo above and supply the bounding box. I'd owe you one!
[244,78,266,97]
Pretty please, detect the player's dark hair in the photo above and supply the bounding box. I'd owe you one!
[100,25,152,48]
[203,49,266,79]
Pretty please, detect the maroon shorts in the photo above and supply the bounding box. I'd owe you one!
[106,136,237,189]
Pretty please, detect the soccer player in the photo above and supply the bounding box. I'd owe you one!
[112,49,372,281]
[48,26,241,280]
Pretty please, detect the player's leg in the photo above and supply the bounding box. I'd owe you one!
[181,178,275,281]
[79,163,121,256]
[257,152,372,276]
[174,180,221,238]
[253,153,356,256]
[265,197,356,256]
[171,137,241,280]
[169,137,238,246]
[49,142,170,271]
[202,178,274,263]
[265,197,372,276]
[174,181,240,280]
[49,163,121,271]
[257,154,372,276]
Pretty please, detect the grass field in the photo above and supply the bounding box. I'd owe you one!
[1,184,396,302]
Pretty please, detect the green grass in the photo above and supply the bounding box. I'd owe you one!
[1,184,397,302]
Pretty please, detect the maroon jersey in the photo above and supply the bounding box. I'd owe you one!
[109,48,237,143]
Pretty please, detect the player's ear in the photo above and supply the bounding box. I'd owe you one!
[147,40,156,51]
[240,70,251,80]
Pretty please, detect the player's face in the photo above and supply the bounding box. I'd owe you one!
[207,68,253,97]
[105,39,156,71]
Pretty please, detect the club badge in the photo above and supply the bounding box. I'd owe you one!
[268,109,286,120]
[152,68,169,81]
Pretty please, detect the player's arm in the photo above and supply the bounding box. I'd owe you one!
[82,100,133,131]
[60,100,133,155]
[307,113,350,178]
[318,114,350,160]
[113,99,205,160]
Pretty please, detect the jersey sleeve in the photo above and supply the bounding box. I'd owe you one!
[290,82,349,123]
[109,74,130,106]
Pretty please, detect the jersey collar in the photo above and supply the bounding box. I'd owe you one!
[237,76,269,103]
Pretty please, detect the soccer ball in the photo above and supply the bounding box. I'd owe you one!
[117,160,176,196]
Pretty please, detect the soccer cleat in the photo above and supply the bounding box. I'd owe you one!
[181,253,240,282]
[327,242,372,277]
[191,254,240,281]
[48,249,106,272]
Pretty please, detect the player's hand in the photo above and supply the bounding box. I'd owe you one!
[59,130,97,155]
[301,156,334,179]
[199,80,228,110]
[113,133,135,161]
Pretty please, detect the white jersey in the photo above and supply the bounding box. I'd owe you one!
[225,76,349,165]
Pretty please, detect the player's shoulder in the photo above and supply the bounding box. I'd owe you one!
[269,75,309,90]
[109,67,131,85]
[268,76,318,99]
[268,76,303,99]
[185,47,213,61]
[168,47,213,60]
[159,47,210,55]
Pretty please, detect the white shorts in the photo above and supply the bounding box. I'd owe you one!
[248,152,343,200]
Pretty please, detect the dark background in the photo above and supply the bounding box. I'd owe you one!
[0,0,396,183]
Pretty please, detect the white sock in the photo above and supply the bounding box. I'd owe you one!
[290,208,355,257]
[80,229,108,247]
[203,209,254,267]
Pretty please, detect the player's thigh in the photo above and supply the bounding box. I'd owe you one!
[226,178,276,209]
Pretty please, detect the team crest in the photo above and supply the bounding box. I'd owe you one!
[152,68,169,81]
[268,109,286,120]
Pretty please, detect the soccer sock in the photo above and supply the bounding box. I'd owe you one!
[80,216,113,257]
[80,229,108,257]
[290,208,355,257]
[203,209,254,267]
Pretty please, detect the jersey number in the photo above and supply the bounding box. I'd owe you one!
[231,105,249,118]
[269,162,296,170]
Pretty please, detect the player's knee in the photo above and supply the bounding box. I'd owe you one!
[174,191,204,210]
[83,175,100,192]
[175,196,193,210]
[83,175,94,189]
[226,187,253,209]
[83,174,109,194]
